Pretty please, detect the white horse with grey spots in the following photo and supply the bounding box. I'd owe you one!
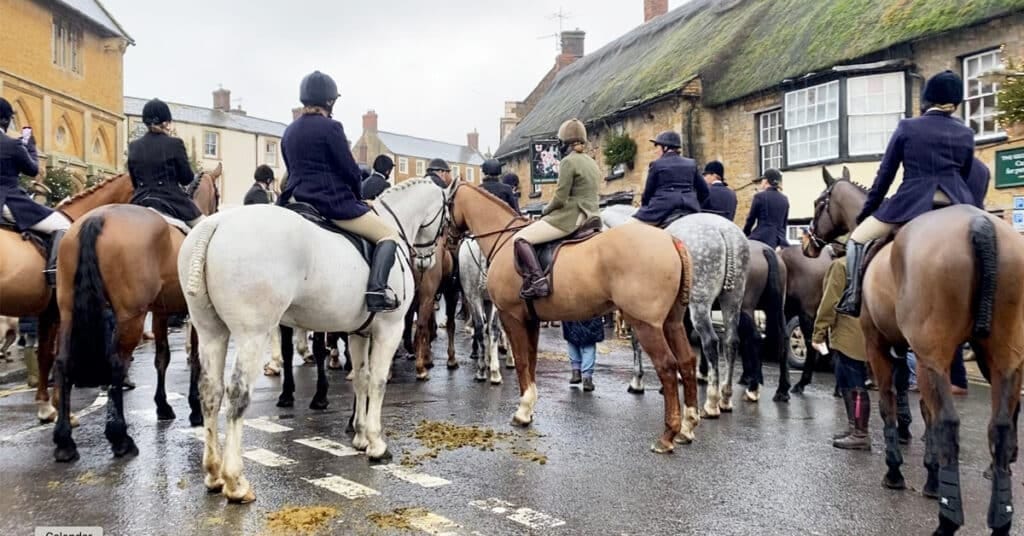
[458,238,513,384]
[178,179,450,504]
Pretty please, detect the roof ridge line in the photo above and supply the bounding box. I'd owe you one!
[378,130,478,152]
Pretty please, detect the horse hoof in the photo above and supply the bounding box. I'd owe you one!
[673,433,693,445]
[425,361,435,370]
[627,386,645,395]
[719,401,734,413]
[416,374,430,382]
[189,413,204,427]
[650,440,674,454]
[226,488,256,504]
[474,375,486,383]
[447,362,459,370]
[156,406,176,421]
[700,407,720,420]
[505,363,515,370]
[36,402,57,423]
[263,365,280,376]
[276,397,294,408]
[490,379,502,386]
[883,474,906,490]
[54,446,80,463]
[773,391,790,403]
[922,485,939,499]
[368,449,393,464]
[309,399,329,411]
[206,482,224,494]
[511,415,533,427]
[790,383,806,395]
[112,438,139,458]
[744,390,761,403]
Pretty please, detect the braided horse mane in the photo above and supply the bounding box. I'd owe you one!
[55,173,129,210]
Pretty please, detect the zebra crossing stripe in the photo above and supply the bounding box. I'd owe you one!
[294,436,360,457]
[404,510,462,535]
[244,417,293,433]
[177,427,223,442]
[304,475,380,499]
[372,464,451,488]
[129,409,157,423]
[243,448,297,467]
[165,392,185,401]
[470,498,566,530]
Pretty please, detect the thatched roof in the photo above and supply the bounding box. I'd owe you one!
[496,0,1024,158]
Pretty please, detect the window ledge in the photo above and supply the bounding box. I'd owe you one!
[975,133,1009,146]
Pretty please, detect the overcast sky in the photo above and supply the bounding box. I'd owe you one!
[102,0,689,157]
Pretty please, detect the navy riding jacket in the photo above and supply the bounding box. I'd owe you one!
[278,114,369,220]
[744,186,789,249]
[634,152,709,225]
[0,134,52,230]
[127,131,203,221]
[966,157,990,210]
[479,177,519,213]
[859,110,976,224]
[701,182,738,221]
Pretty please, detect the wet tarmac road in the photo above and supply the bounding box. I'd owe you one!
[0,326,1015,536]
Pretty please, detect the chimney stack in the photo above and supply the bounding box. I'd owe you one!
[213,87,231,112]
[363,110,379,133]
[560,30,585,61]
[644,0,668,22]
[291,107,303,121]
[467,130,479,152]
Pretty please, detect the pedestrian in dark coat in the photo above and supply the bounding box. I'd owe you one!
[361,154,393,201]
[633,131,708,226]
[562,317,605,391]
[743,168,790,249]
[479,159,519,213]
[700,160,737,221]
[502,172,521,213]
[838,70,977,316]
[243,165,275,205]
[966,157,990,210]
[127,99,203,225]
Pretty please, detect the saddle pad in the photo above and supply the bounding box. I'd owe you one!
[0,221,48,256]
[283,202,373,263]
[659,209,689,229]
[145,207,191,235]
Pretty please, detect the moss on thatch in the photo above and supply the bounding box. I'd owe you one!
[497,0,1024,158]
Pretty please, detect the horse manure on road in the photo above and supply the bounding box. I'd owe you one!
[512,448,548,465]
[265,505,338,535]
[412,420,513,452]
[367,507,427,531]
[537,350,569,361]
[74,471,104,485]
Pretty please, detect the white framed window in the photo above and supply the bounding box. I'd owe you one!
[785,81,839,165]
[758,109,782,174]
[963,49,1004,139]
[847,72,905,156]
[398,157,409,174]
[415,159,426,176]
[203,131,219,157]
[466,167,475,183]
[787,225,809,244]
[451,165,460,179]
[52,18,83,74]
[265,141,278,166]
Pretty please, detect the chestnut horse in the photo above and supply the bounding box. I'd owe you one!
[807,173,1024,535]
[51,166,221,462]
[450,184,697,453]
[406,234,458,380]
[0,173,134,422]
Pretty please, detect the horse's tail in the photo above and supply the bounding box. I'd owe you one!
[673,238,693,307]
[68,215,112,388]
[184,217,220,299]
[720,229,737,292]
[969,215,998,339]
[762,248,786,362]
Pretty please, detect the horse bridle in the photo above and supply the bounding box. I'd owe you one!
[807,183,841,250]
[376,191,448,266]
[445,182,530,265]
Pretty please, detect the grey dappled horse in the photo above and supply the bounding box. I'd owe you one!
[458,238,512,384]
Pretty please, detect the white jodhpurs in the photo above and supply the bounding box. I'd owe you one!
[1,205,71,233]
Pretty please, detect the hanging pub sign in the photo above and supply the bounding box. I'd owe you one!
[530,139,561,184]
[995,147,1024,188]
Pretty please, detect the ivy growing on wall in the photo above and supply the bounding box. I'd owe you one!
[602,132,637,169]
[996,50,1024,127]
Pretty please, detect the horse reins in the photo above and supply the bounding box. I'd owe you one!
[807,183,841,250]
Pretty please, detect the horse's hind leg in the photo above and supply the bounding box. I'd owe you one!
[866,330,903,489]
[364,327,401,462]
[664,306,699,445]
[349,335,371,451]
[633,319,681,453]
[628,328,644,394]
[691,304,722,417]
[985,360,1021,535]
[414,294,433,380]
[444,285,458,370]
[719,292,744,406]
[918,358,964,534]
[52,332,78,463]
[485,302,502,385]
[472,302,487,382]
[276,325,295,408]
[36,304,59,422]
[187,326,203,427]
[104,313,144,458]
[502,312,539,427]
[309,332,330,410]
[221,333,267,504]
[153,314,175,420]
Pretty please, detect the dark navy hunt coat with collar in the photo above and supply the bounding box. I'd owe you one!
[858,110,976,224]
[634,152,709,225]
[0,134,51,230]
[127,131,203,221]
[479,176,520,213]
[277,114,369,220]
[743,186,789,249]
[360,171,390,201]
[966,157,990,210]
[701,181,738,221]
[243,183,273,205]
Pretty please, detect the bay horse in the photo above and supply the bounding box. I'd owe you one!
[778,243,832,393]
[808,172,1024,535]
[737,240,790,402]
[0,173,134,422]
[601,205,755,413]
[451,184,697,453]
[51,166,221,462]
[406,234,458,380]
[178,179,449,503]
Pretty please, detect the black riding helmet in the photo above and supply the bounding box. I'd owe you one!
[300,71,340,109]
[427,158,450,172]
[650,130,682,149]
[142,98,172,126]
[482,159,502,176]
[0,97,13,131]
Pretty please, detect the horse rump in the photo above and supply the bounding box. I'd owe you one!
[67,216,113,388]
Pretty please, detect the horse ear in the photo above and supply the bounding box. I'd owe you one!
[212,162,223,179]
[822,167,836,187]
[841,166,851,181]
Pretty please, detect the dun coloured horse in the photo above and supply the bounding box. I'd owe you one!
[51,167,220,462]
[0,173,134,423]
[178,179,448,503]
[807,172,1024,535]
[451,184,697,453]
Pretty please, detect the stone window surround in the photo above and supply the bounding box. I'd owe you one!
[52,16,84,75]
[203,130,220,158]
[398,156,409,174]
[757,108,783,175]
[415,159,426,176]
[962,48,1005,142]
[265,141,277,166]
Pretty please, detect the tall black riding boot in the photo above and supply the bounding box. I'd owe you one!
[514,239,550,299]
[366,240,400,313]
[44,230,66,288]
[835,240,866,317]
[834,388,871,450]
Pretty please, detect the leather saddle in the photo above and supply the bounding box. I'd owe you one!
[0,220,48,256]
[284,202,374,263]
[658,209,689,229]
[517,216,603,278]
[862,201,952,273]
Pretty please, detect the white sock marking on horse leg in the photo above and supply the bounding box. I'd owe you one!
[303,475,380,499]
[515,383,537,423]
[294,436,360,457]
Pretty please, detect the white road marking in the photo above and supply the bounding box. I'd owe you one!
[243,448,297,467]
[294,436,360,457]
[244,417,293,433]
[0,391,107,443]
[470,498,566,530]
[304,475,380,499]
[372,464,451,488]
[404,510,462,535]
[177,427,223,442]
[165,391,184,401]
[129,409,158,423]
[469,498,516,515]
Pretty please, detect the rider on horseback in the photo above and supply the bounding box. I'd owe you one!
[127,99,205,228]
[276,71,402,313]
[0,97,71,287]
[632,130,708,226]
[701,161,737,221]
[743,168,790,249]
[243,165,275,205]
[479,159,519,213]
[513,118,600,299]
[836,70,977,316]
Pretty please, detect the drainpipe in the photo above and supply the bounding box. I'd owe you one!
[683,96,698,160]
